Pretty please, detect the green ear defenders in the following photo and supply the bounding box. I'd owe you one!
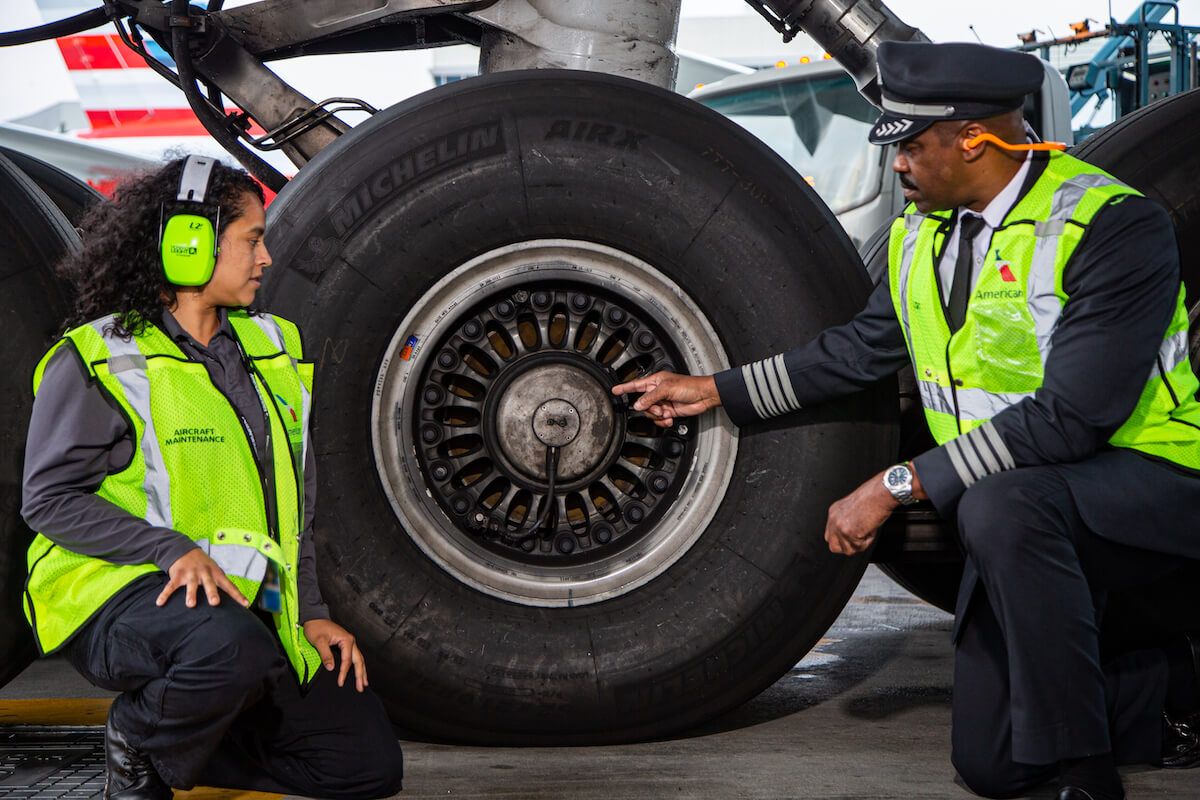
[160,155,221,286]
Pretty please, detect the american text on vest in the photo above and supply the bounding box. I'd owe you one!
[975,288,1023,301]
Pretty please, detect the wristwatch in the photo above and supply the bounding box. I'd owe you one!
[883,462,919,506]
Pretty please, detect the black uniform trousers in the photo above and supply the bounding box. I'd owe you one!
[61,573,405,798]
[949,463,1189,798]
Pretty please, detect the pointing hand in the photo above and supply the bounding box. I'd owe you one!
[611,371,720,428]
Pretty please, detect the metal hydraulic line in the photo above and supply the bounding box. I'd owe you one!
[740,1,928,107]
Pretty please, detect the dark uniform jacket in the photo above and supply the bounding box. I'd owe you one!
[715,154,1200,564]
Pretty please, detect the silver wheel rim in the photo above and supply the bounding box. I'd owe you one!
[372,239,737,606]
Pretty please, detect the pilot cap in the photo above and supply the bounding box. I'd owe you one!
[868,41,1045,145]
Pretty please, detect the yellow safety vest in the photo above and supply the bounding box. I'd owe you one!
[888,152,1200,467]
[24,310,324,682]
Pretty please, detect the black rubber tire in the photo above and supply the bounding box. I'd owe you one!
[0,153,77,688]
[0,147,104,229]
[1071,87,1200,310]
[261,70,898,743]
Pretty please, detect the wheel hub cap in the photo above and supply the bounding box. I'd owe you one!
[494,362,611,481]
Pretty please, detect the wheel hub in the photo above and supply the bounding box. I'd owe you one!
[493,359,614,482]
[371,240,737,606]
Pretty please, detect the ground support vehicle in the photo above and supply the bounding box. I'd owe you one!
[1019,2,1200,136]
[1,0,1198,744]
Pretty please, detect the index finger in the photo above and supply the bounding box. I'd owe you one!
[337,639,353,688]
[313,637,336,671]
[215,572,250,608]
[612,376,657,397]
[353,646,367,693]
[156,577,180,607]
[824,518,845,556]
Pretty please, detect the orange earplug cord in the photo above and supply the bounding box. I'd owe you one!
[964,132,1068,152]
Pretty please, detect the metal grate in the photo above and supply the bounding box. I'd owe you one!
[0,727,105,799]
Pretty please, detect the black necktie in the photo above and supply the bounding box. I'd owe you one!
[947,214,986,332]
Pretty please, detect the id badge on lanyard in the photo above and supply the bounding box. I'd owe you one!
[258,562,282,614]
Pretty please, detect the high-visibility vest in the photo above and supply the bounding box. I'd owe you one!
[23,310,324,683]
[888,152,1200,467]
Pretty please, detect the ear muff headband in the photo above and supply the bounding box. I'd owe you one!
[161,155,220,286]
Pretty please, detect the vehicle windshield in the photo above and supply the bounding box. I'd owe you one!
[699,73,883,215]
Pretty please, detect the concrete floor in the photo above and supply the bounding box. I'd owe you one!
[3,567,1194,799]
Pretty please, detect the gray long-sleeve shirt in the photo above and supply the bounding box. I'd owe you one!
[21,308,330,623]
[714,159,1196,519]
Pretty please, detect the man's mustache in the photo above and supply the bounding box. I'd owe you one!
[899,175,918,191]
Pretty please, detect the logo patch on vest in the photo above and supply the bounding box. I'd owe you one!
[994,249,1017,283]
[274,393,298,423]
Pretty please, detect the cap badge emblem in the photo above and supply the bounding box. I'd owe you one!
[876,119,914,138]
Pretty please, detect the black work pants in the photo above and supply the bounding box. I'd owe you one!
[62,574,404,798]
[949,465,1185,798]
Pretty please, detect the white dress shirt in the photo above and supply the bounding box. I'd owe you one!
[938,150,1033,298]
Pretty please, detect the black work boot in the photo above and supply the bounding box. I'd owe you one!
[104,715,173,799]
[1163,632,1200,770]
[1162,711,1200,769]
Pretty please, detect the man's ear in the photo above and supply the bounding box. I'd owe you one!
[960,124,988,162]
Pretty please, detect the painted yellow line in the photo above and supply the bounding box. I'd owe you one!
[0,699,283,799]
[0,698,112,725]
[177,789,282,799]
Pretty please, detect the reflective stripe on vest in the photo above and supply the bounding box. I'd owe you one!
[198,537,269,582]
[95,318,173,530]
[919,381,1034,422]
[894,212,925,360]
[247,313,313,468]
[194,528,285,584]
[1026,173,1121,361]
[1160,328,1190,374]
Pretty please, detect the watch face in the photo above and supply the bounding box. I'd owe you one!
[886,465,910,489]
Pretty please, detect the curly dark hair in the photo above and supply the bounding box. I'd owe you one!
[60,156,265,338]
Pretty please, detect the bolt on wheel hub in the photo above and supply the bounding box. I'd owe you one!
[532,399,581,447]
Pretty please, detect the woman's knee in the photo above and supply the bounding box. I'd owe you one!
[315,738,404,799]
[362,745,405,798]
[341,702,405,797]
[176,607,286,692]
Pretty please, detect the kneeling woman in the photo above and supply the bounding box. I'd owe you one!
[21,157,405,799]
